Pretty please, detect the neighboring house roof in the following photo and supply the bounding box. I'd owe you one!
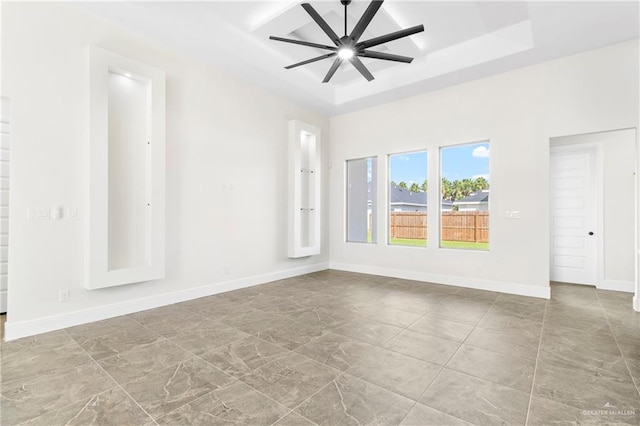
[454,190,489,204]
[390,184,426,206]
[364,183,456,208]
[388,184,453,208]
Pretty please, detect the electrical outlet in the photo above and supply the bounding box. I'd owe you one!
[59,290,70,303]
[224,265,231,275]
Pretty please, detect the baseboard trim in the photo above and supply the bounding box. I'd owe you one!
[634,295,639,312]
[0,289,6,314]
[329,262,550,299]
[4,262,329,341]
[597,280,635,293]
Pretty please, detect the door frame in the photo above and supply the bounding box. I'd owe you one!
[636,128,640,312]
[0,96,8,315]
[550,142,604,288]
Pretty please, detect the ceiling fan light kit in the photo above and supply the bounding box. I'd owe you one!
[270,0,424,83]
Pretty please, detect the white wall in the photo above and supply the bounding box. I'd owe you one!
[2,3,330,339]
[329,39,639,298]
[552,129,636,292]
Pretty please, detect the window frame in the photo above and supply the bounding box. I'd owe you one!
[345,155,378,244]
[438,140,491,251]
[387,149,429,248]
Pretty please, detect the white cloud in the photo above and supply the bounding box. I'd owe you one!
[472,146,490,158]
[472,174,490,181]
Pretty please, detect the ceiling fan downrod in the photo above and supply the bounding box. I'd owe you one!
[341,0,351,37]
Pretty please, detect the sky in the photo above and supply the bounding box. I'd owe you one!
[389,142,490,184]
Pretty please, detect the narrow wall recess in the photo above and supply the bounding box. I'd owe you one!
[288,120,321,258]
[86,46,166,289]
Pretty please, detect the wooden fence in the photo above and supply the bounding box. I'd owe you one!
[389,211,489,243]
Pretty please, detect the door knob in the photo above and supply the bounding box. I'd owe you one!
[588,232,594,236]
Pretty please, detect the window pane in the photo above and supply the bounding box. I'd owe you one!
[440,142,490,250]
[347,157,377,243]
[388,151,428,247]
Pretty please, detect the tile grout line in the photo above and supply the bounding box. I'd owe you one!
[130,293,360,425]
[150,307,349,426]
[267,372,339,426]
[62,329,161,425]
[12,385,129,426]
[147,327,303,423]
[523,295,549,426]
[2,277,338,423]
[269,409,318,426]
[149,361,294,426]
[594,291,640,401]
[67,319,255,424]
[105,340,247,424]
[438,299,545,391]
[396,292,501,426]
[251,294,453,425]
[257,281,383,423]
[14,276,613,426]
[376,305,430,349]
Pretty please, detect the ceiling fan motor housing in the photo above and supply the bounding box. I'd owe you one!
[340,36,355,49]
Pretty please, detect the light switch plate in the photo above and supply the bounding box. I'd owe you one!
[67,208,79,220]
[27,208,50,220]
[505,210,521,219]
[51,206,63,220]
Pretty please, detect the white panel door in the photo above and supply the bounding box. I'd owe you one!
[550,149,597,285]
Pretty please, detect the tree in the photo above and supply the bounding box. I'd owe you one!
[474,177,489,190]
[461,178,474,198]
[441,178,452,201]
[421,179,428,192]
[391,180,397,187]
[398,181,408,189]
[410,182,420,193]
[450,180,464,201]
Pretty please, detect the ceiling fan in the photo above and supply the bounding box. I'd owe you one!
[269,0,424,83]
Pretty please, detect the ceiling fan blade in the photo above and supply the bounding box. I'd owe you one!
[322,57,342,83]
[356,24,424,49]
[285,52,337,69]
[269,36,337,51]
[350,56,374,81]
[359,50,413,63]
[350,0,384,42]
[301,3,341,46]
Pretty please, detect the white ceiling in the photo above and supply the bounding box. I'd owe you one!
[80,1,639,115]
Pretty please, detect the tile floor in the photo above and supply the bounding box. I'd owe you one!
[1,271,639,425]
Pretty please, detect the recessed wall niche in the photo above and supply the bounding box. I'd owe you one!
[86,46,166,289]
[288,120,321,258]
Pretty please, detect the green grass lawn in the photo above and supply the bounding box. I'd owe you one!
[389,238,427,247]
[389,238,488,250]
[441,240,489,250]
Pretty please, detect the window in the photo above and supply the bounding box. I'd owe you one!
[346,157,377,243]
[440,142,490,250]
[388,151,428,247]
